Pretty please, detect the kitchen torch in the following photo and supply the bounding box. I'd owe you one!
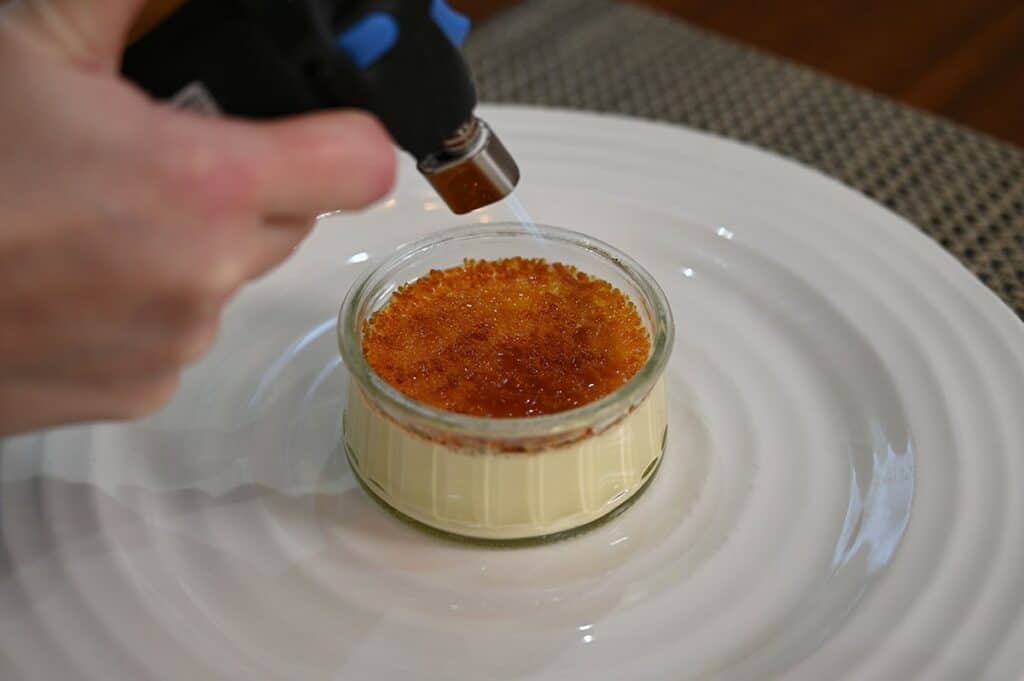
[122,0,520,214]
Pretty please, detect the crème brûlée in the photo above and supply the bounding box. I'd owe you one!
[343,257,667,540]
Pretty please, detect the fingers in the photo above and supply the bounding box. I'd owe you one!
[0,373,180,436]
[253,111,397,217]
[243,217,319,280]
[162,109,396,220]
[144,106,391,284]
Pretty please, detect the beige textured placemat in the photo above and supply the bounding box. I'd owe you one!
[465,0,1024,318]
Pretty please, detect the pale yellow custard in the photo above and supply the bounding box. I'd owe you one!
[344,378,665,540]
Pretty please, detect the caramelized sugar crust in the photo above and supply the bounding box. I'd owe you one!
[362,258,651,418]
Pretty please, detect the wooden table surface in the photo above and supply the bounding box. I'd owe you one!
[453,0,1024,150]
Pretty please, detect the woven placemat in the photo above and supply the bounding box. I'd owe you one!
[464,0,1024,318]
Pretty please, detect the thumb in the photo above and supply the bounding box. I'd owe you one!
[8,0,152,67]
[161,108,397,219]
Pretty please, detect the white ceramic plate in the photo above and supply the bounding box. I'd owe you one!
[2,106,1023,681]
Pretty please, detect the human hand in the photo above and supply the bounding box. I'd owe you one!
[0,0,396,435]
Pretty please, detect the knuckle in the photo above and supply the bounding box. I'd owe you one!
[152,133,207,189]
[199,255,246,298]
[181,264,242,315]
[158,258,241,319]
[138,320,221,375]
[168,320,220,366]
[116,375,180,419]
[147,288,211,332]
[155,134,256,220]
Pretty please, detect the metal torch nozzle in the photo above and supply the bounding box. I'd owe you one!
[417,118,520,215]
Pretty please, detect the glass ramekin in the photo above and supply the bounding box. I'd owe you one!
[338,224,674,542]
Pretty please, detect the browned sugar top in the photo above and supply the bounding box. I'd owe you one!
[362,258,651,418]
